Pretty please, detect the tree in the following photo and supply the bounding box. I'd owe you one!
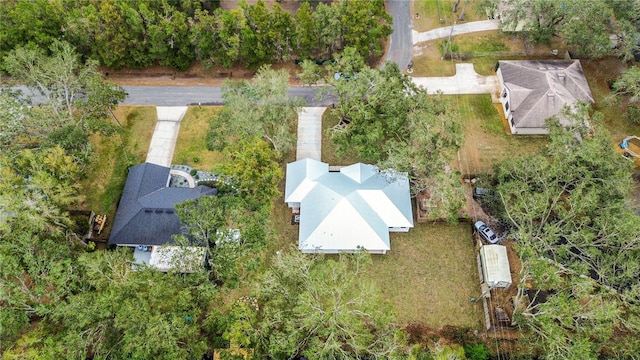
[0,0,64,65]
[293,1,316,59]
[215,138,283,212]
[329,62,464,219]
[251,250,404,359]
[43,249,217,359]
[297,59,323,86]
[612,66,640,125]
[207,65,303,154]
[493,109,640,357]
[313,3,343,58]
[0,146,83,347]
[497,0,640,59]
[174,193,268,286]
[339,0,392,59]
[3,41,125,159]
[613,66,640,103]
[3,40,125,130]
[147,2,195,71]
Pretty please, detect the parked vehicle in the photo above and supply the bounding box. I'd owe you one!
[472,187,496,200]
[474,221,498,244]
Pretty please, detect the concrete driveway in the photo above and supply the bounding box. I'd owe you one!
[296,107,325,161]
[412,63,499,95]
[146,106,188,167]
[412,20,500,44]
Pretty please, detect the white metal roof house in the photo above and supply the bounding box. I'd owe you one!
[479,244,512,289]
[284,158,414,254]
[497,60,594,135]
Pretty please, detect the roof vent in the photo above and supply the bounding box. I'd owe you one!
[155,209,163,213]
[165,209,175,214]
[144,208,153,213]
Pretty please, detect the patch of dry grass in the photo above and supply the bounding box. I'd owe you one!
[370,223,483,328]
[412,0,485,33]
[411,32,524,77]
[173,106,224,171]
[581,58,636,141]
[455,95,547,175]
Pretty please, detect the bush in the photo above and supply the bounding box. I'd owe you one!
[624,106,640,125]
[464,343,490,360]
[190,169,198,176]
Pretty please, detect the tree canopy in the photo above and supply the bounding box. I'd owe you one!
[2,41,126,164]
[251,250,404,359]
[329,61,465,220]
[493,108,640,357]
[494,0,640,60]
[207,65,303,154]
[1,0,392,71]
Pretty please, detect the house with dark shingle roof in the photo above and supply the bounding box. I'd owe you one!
[108,162,217,269]
[497,60,594,135]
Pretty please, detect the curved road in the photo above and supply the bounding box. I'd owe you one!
[383,0,413,70]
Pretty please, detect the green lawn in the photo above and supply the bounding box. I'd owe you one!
[455,95,547,174]
[413,0,484,32]
[173,106,224,171]
[411,32,524,77]
[371,223,483,328]
[81,106,156,216]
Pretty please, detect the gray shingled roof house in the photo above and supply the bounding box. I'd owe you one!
[108,162,217,247]
[497,60,594,135]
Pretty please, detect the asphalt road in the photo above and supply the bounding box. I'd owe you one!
[14,85,338,107]
[122,85,337,106]
[383,0,412,70]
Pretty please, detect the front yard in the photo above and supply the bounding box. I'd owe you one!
[81,106,156,215]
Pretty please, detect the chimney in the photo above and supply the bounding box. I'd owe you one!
[558,73,566,82]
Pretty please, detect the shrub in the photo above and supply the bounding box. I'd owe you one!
[464,343,490,360]
[624,106,640,125]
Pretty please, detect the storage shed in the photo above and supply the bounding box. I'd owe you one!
[479,245,512,288]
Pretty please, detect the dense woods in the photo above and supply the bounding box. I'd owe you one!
[0,0,391,72]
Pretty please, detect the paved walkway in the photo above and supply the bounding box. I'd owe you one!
[169,169,196,188]
[146,106,188,167]
[412,20,500,44]
[412,63,499,95]
[296,107,325,161]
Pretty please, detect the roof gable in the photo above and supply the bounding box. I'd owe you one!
[302,197,390,253]
[284,158,328,202]
[340,163,378,183]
